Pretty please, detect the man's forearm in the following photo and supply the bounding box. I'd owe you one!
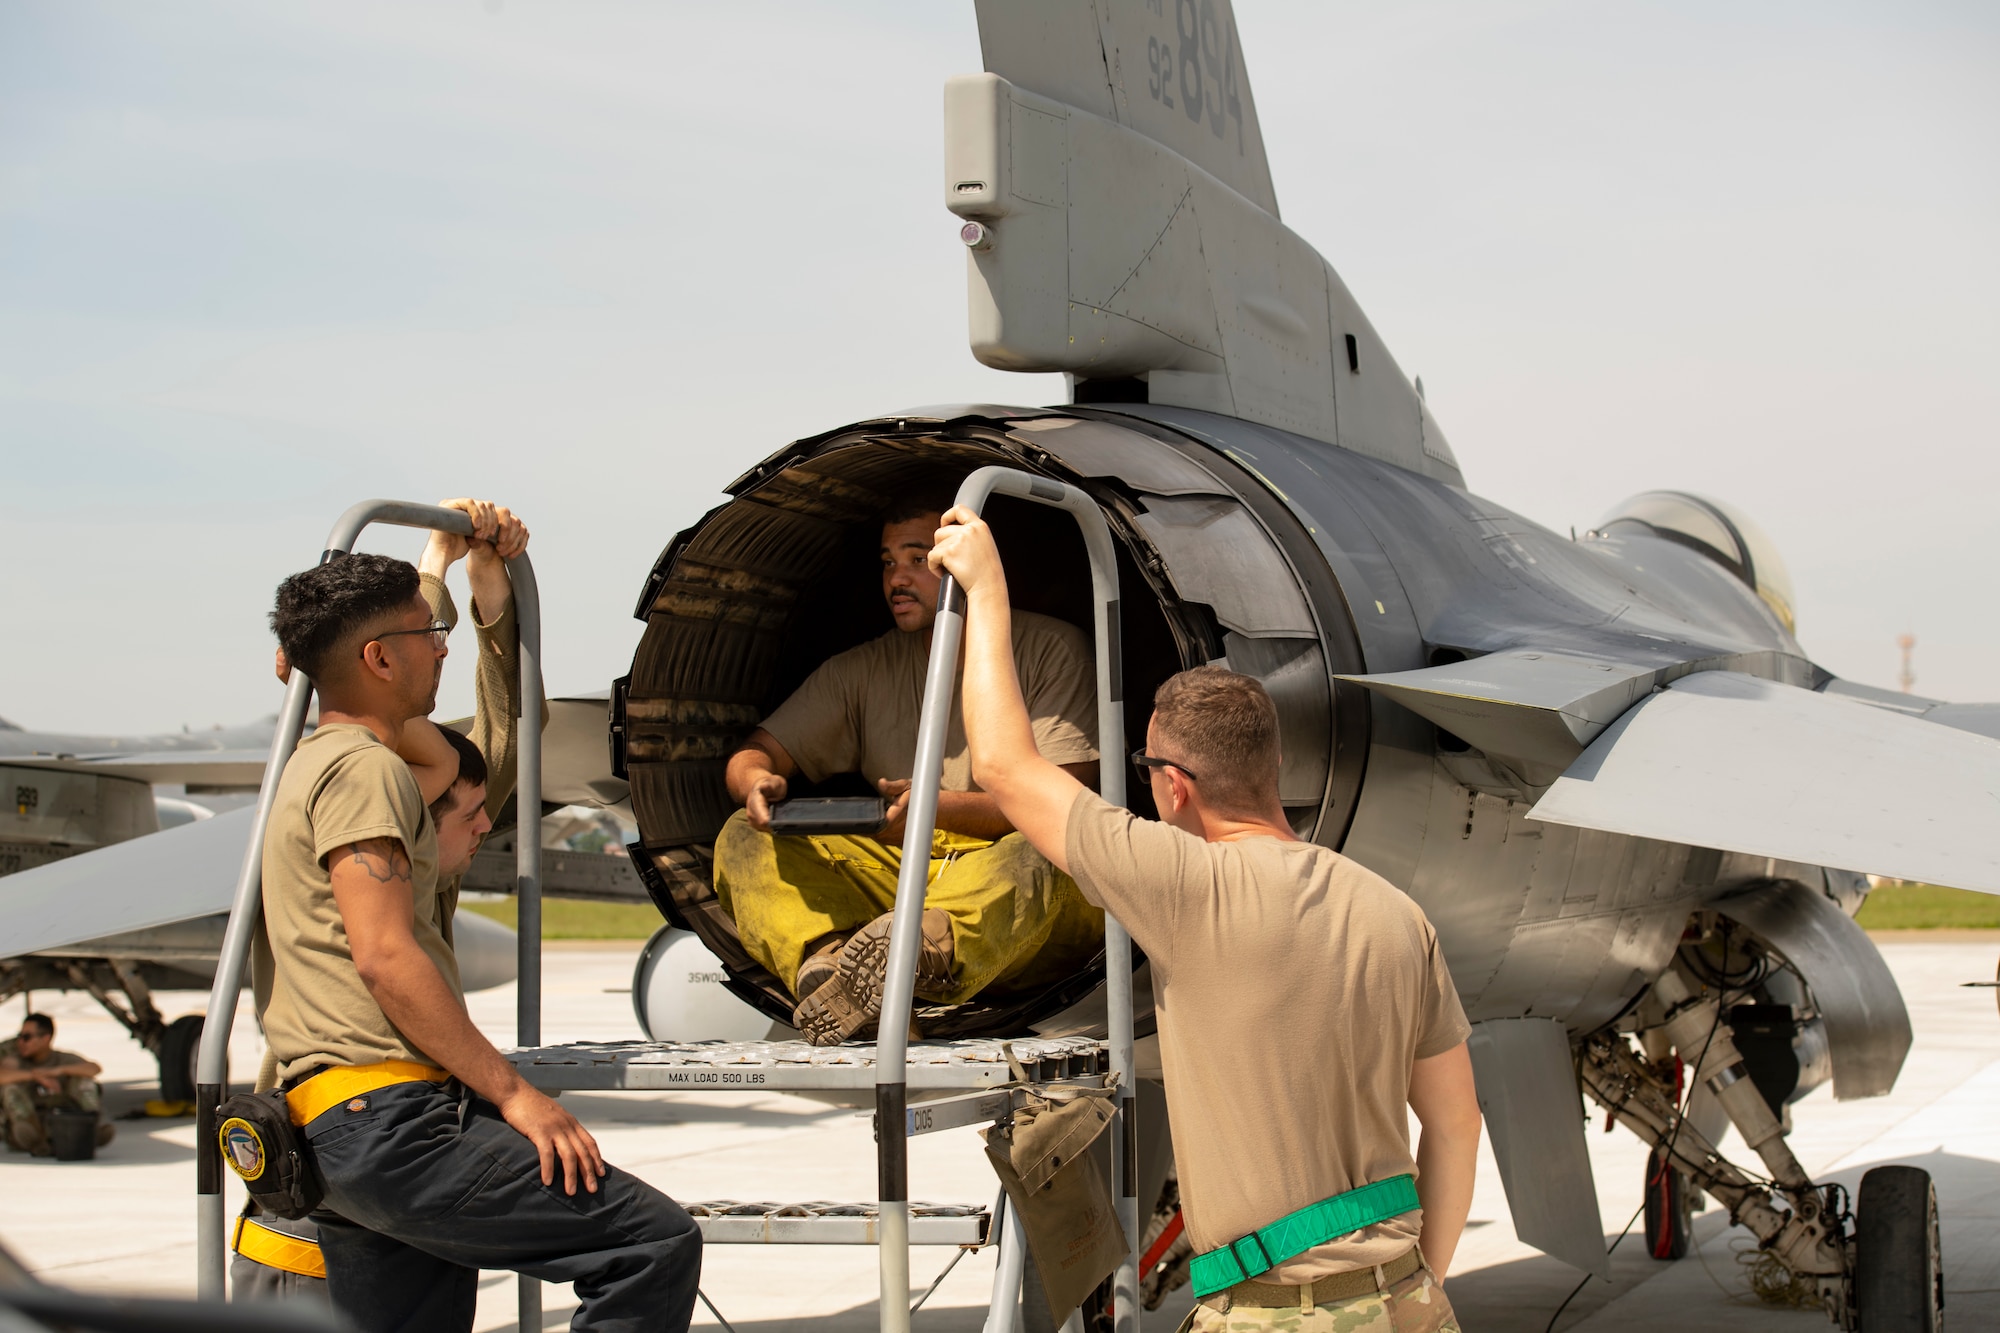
[726,744,782,805]
[468,597,524,824]
[465,553,513,624]
[932,790,1015,839]
[360,942,529,1106]
[960,586,1045,798]
[1415,1124,1479,1278]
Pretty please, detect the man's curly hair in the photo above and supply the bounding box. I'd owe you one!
[270,554,421,682]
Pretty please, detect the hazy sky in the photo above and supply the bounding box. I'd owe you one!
[3,1,1995,732]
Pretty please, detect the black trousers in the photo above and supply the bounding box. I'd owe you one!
[305,1080,702,1333]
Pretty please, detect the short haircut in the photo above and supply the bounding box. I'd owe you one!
[429,728,491,821]
[1151,666,1281,814]
[21,1013,53,1038]
[270,554,422,683]
[882,488,959,529]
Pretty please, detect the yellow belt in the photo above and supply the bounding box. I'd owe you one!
[284,1059,449,1128]
[232,1215,327,1280]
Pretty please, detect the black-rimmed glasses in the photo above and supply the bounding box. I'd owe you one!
[370,621,453,652]
[1129,747,1197,782]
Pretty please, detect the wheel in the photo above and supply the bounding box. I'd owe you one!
[157,1014,206,1103]
[1856,1165,1943,1332]
[1643,1146,1692,1261]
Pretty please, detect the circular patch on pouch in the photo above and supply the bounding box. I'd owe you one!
[219,1118,265,1182]
[346,1097,369,1113]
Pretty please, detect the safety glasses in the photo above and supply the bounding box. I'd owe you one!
[1129,747,1197,782]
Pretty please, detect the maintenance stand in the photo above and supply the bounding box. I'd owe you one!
[194,471,1145,1332]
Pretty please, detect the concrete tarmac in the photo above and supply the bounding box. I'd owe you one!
[2,937,1993,1331]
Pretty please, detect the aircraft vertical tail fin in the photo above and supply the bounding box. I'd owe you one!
[973,0,1278,217]
[950,3,1459,483]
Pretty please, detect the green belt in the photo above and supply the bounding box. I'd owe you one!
[1188,1174,1421,1297]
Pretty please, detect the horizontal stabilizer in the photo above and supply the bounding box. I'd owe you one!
[1530,672,2000,894]
[1341,650,1662,785]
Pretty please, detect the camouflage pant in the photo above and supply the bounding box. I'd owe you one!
[1181,1266,1461,1333]
[2,1076,100,1150]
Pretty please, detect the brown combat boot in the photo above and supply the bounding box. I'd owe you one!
[793,930,854,1001]
[794,909,955,1046]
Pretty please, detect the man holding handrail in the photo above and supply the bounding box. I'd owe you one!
[254,500,701,1333]
[931,508,1483,1332]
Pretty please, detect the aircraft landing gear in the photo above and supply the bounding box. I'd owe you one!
[1643,1147,1693,1261]
[1580,1028,1855,1324]
[1585,933,1946,1330]
[47,959,217,1106]
[157,1013,206,1105]
[1855,1166,1943,1333]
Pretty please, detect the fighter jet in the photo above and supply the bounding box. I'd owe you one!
[602,4,1995,1327]
[8,4,1991,1327]
[0,702,624,1098]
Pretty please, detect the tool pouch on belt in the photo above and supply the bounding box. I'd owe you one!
[216,1090,323,1219]
[982,1080,1128,1325]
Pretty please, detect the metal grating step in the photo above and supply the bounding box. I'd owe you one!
[508,1035,1109,1092]
[687,1200,989,1246]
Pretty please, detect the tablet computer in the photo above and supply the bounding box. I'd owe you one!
[766,796,889,836]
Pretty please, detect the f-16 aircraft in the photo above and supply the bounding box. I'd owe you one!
[606,4,1994,1327]
[5,4,1992,1328]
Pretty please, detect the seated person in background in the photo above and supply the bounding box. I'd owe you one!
[0,1013,114,1155]
[716,491,1104,1045]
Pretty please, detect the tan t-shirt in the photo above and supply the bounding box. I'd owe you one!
[254,723,461,1081]
[763,610,1098,790]
[0,1041,89,1073]
[1065,791,1470,1281]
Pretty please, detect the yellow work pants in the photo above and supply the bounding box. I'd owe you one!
[712,808,1104,1003]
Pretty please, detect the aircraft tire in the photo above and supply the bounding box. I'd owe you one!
[158,1014,204,1103]
[1643,1147,1692,1261]
[1855,1165,1942,1332]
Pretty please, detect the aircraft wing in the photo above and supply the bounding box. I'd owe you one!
[2,749,270,787]
[1528,671,2000,894]
[2,694,619,804]
[0,804,258,958]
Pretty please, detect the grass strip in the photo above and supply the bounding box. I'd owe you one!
[1854,882,2000,930]
[463,898,664,939]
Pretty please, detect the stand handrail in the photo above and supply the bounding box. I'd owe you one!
[875,466,1137,1333]
[192,500,545,1333]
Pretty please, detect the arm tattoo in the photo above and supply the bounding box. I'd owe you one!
[347,837,412,885]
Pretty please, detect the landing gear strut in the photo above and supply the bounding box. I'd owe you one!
[1582,933,1940,1330]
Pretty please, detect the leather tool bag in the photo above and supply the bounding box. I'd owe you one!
[982,1080,1129,1325]
[216,1090,323,1219]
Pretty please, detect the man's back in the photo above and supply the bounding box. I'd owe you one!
[1063,789,1469,1282]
